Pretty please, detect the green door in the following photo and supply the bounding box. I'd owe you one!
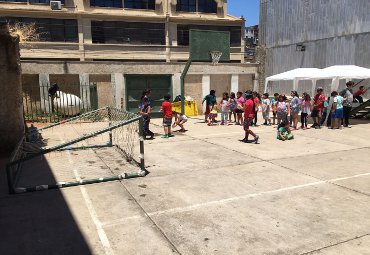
[126,75,172,118]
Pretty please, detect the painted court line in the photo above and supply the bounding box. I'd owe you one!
[101,171,370,228]
[60,134,115,255]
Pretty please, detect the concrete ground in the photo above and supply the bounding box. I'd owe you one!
[1,114,370,255]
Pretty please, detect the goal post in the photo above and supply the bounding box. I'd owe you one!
[6,106,147,194]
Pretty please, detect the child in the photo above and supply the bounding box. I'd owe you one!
[208,103,218,126]
[290,91,301,130]
[300,93,311,129]
[252,91,261,126]
[271,93,279,125]
[235,91,245,125]
[330,91,344,129]
[277,121,294,141]
[353,86,369,103]
[160,94,173,138]
[138,97,154,140]
[202,90,216,123]
[320,97,331,127]
[242,91,259,143]
[262,93,271,125]
[219,92,230,125]
[276,95,289,125]
[172,111,187,132]
[228,92,237,123]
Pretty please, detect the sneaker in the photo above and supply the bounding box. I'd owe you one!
[254,135,259,144]
[161,135,169,139]
[241,138,248,143]
[311,123,317,128]
[315,125,321,129]
[220,122,224,125]
[168,134,175,137]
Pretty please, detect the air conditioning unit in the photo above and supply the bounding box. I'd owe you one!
[50,1,62,10]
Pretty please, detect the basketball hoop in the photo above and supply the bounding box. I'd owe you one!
[210,51,223,65]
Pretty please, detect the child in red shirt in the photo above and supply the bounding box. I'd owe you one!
[242,91,259,144]
[160,94,173,139]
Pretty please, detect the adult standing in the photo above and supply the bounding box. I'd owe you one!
[242,91,259,144]
[202,90,216,123]
[342,81,354,128]
[311,87,325,129]
[139,89,151,109]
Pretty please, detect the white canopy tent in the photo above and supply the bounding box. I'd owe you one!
[264,68,322,96]
[313,65,370,92]
[265,65,370,96]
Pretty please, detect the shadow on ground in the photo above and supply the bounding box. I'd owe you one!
[0,156,93,255]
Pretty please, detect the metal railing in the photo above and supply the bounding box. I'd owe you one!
[23,83,98,123]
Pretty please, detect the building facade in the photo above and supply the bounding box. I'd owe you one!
[245,25,258,63]
[1,0,259,115]
[260,0,370,81]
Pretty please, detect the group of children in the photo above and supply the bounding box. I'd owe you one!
[138,90,187,139]
[202,90,260,143]
[139,82,367,142]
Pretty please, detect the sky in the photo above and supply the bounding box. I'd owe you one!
[228,0,260,26]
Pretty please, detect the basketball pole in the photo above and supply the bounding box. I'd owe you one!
[180,59,192,115]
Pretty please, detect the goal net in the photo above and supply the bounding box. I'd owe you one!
[6,106,146,194]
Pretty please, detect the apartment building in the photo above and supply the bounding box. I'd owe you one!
[1,0,258,114]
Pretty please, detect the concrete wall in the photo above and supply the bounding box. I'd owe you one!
[0,26,24,154]
[19,61,259,115]
[260,0,370,77]
[210,74,232,104]
[238,74,254,93]
[90,74,113,107]
[184,75,203,114]
[21,61,258,75]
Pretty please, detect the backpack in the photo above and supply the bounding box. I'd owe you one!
[339,89,347,97]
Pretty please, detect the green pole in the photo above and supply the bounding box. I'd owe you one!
[138,117,146,174]
[180,59,192,115]
[108,107,113,145]
[13,171,145,194]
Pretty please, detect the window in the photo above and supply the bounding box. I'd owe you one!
[28,0,65,4]
[176,0,216,13]
[176,0,196,12]
[5,17,78,42]
[177,25,241,47]
[0,0,27,2]
[90,0,122,8]
[198,0,216,13]
[0,0,66,3]
[91,21,165,45]
[124,0,155,10]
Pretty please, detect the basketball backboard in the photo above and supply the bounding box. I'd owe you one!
[189,30,230,62]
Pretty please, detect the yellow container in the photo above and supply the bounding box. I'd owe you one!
[171,100,198,116]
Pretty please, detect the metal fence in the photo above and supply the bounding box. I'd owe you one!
[23,83,98,123]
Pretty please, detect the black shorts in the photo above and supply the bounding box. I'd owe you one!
[163,117,172,127]
[311,109,319,118]
[235,109,244,114]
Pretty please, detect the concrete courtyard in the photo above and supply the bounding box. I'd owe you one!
[1,115,370,255]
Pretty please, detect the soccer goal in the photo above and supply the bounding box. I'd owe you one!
[6,106,146,194]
